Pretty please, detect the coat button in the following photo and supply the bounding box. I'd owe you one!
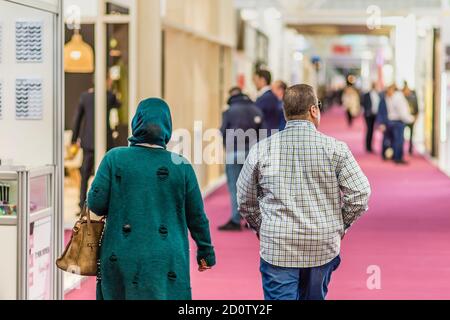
[168,271,177,281]
[123,224,132,233]
[159,225,168,236]
[109,254,118,262]
[157,167,170,181]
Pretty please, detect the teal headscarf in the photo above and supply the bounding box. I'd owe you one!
[129,98,173,149]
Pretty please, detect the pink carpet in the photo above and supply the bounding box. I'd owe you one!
[65,107,450,300]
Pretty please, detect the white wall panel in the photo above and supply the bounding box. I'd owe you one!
[0,1,54,167]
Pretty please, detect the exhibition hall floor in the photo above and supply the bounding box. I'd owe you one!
[65,107,450,300]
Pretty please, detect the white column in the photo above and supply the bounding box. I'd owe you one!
[95,0,106,169]
[395,14,417,88]
[439,0,450,175]
[136,0,162,103]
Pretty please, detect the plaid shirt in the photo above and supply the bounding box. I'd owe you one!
[237,120,371,268]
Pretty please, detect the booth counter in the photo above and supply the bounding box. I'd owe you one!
[0,165,59,300]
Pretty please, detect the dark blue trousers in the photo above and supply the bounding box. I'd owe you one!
[225,162,244,224]
[260,256,341,301]
[390,121,406,162]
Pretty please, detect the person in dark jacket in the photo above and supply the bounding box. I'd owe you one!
[377,93,392,160]
[88,98,215,300]
[219,87,264,231]
[403,82,419,155]
[377,85,414,164]
[362,83,381,153]
[273,80,288,131]
[253,70,280,136]
[71,87,120,214]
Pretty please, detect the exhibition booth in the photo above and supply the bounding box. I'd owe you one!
[0,0,64,300]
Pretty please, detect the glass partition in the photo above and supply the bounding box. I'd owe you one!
[30,175,50,214]
[0,179,18,216]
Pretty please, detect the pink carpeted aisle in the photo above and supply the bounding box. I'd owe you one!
[65,107,450,300]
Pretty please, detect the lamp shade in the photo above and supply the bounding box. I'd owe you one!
[64,33,94,73]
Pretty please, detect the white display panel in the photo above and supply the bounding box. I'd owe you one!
[16,21,43,63]
[0,80,3,119]
[0,225,18,300]
[0,1,54,167]
[28,216,52,300]
[0,24,3,63]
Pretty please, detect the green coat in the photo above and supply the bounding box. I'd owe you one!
[88,98,215,300]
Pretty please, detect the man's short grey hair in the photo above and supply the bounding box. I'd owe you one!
[283,84,317,119]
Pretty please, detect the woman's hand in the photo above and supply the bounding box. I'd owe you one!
[198,259,212,272]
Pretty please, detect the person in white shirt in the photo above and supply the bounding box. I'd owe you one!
[342,83,361,127]
[378,85,414,164]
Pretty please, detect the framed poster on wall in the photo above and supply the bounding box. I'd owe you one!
[16,20,43,63]
[16,78,43,120]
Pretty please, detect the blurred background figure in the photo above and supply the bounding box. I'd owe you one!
[106,76,122,151]
[219,87,264,232]
[341,80,361,127]
[70,78,120,215]
[362,83,381,153]
[378,84,415,165]
[403,81,419,155]
[253,69,280,136]
[272,80,288,131]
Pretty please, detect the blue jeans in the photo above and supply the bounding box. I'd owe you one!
[391,121,406,162]
[260,256,341,301]
[226,162,244,224]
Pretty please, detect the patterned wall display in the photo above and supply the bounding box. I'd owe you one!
[0,81,2,119]
[0,24,2,63]
[16,78,43,120]
[16,21,43,63]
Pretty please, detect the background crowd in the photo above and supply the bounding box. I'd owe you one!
[219,69,419,231]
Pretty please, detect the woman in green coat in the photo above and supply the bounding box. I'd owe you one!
[87,98,216,300]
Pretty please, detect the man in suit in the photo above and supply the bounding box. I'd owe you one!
[71,86,120,214]
[219,87,264,231]
[362,83,381,153]
[253,69,281,137]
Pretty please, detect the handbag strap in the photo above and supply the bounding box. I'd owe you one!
[81,202,92,235]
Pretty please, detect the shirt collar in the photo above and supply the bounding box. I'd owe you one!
[285,120,317,131]
[257,86,271,98]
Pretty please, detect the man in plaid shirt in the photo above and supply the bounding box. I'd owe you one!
[237,84,371,300]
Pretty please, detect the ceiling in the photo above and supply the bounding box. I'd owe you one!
[288,24,393,36]
[236,0,443,19]
[235,0,443,35]
[236,0,442,12]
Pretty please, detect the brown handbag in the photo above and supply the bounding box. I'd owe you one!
[56,205,105,276]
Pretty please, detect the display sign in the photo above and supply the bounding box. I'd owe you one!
[28,216,52,300]
[332,44,352,55]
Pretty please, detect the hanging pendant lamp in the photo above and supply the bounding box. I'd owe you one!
[64,29,94,73]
